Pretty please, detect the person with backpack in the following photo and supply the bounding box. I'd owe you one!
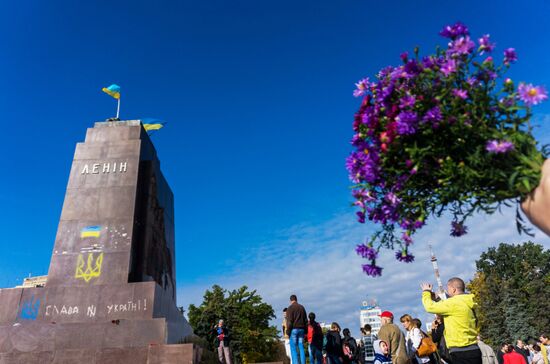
[361,324,378,364]
[308,312,324,364]
[343,328,359,364]
[324,322,344,364]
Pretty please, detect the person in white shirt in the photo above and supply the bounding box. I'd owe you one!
[400,314,434,364]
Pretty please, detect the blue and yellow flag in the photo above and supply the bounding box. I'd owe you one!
[81,226,101,238]
[102,84,120,99]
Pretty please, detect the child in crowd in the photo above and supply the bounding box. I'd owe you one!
[374,341,393,364]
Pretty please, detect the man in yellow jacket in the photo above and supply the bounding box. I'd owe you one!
[421,277,481,364]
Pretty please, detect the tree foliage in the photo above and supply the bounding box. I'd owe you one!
[188,285,280,364]
[468,242,550,345]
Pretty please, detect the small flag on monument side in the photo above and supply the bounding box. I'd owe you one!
[80,225,101,238]
[102,84,120,99]
[143,123,165,131]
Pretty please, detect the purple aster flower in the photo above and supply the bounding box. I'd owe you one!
[350,134,364,147]
[403,60,422,77]
[395,111,418,135]
[476,69,497,82]
[399,94,416,109]
[447,36,475,56]
[377,66,394,79]
[482,56,493,64]
[450,221,468,237]
[440,59,458,77]
[452,89,468,99]
[353,78,370,97]
[361,107,379,129]
[413,219,425,229]
[485,140,515,154]
[352,189,376,202]
[346,150,380,183]
[400,219,412,230]
[385,192,401,206]
[390,66,410,81]
[503,48,518,65]
[400,52,409,62]
[422,56,436,69]
[395,250,415,263]
[467,76,479,87]
[362,263,383,277]
[517,83,548,106]
[376,84,395,103]
[356,244,378,260]
[440,22,469,39]
[353,200,365,209]
[401,232,413,245]
[356,211,366,223]
[478,34,495,55]
[422,106,443,126]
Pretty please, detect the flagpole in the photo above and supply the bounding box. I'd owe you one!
[116,98,121,120]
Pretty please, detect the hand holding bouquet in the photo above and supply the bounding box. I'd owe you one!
[347,22,548,276]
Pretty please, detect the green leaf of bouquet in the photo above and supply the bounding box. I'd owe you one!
[508,170,520,190]
[521,178,531,194]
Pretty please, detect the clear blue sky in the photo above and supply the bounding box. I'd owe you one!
[1,0,549,318]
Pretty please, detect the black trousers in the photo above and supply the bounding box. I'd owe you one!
[449,349,482,364]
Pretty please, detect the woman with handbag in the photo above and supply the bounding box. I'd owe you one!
[400,315,438,364]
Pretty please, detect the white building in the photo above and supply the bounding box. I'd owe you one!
[318,322,333,332]
[359,300,382,336]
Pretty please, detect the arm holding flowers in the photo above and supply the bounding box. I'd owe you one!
[521,159,550,236]
[348,22,548,276]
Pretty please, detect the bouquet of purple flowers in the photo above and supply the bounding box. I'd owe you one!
[347,22,548,276]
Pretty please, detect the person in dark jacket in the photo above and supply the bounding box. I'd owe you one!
[324,322,344,364]
[498,344,510,364]
[308,312,324,364]
[514,340,530,364]
[343,328,359,364]
[211,319,232,364]
[287,294,308,364]
[503,345,527,364]
[431,315,451,364]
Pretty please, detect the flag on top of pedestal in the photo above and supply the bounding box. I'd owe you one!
[102,84,121,99]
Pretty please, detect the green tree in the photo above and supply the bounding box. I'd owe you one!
[188,285,279,364]
[468,242,550,346]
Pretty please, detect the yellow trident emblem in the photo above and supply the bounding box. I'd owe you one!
[75,252,104,282]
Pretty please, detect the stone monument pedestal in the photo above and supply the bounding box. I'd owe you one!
[0,121,198,363]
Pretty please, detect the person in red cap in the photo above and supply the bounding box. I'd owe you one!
[378,311,408,364]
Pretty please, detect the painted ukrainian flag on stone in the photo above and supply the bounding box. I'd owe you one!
[81,226,101,238]
[102,84,121,99]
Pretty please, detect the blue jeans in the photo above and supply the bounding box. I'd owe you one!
[290,329,306,364]
[309,343,323,364]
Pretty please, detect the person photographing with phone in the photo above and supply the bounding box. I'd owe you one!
[421,278,481,364]
[211,319,232,364]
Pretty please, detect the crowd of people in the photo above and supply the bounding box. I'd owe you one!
[280,278,550,364]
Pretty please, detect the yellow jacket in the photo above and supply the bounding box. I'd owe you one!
[541,343,548,364]
[422,291,478,348]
